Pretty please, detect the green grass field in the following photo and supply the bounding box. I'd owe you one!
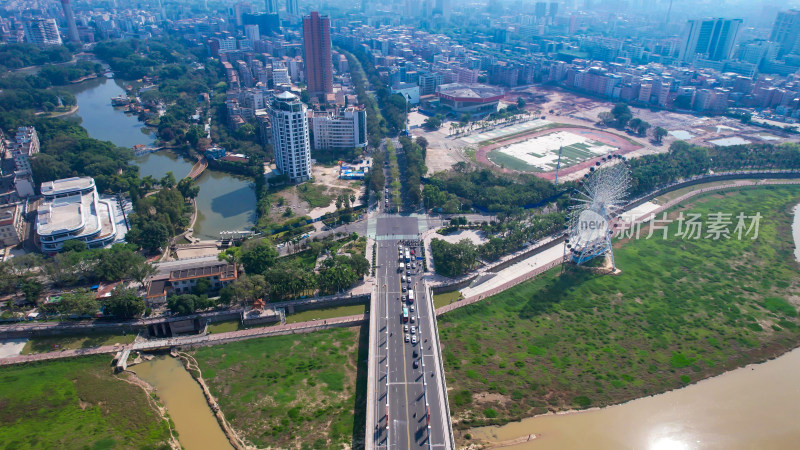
[487,137,611,173]
[191,326,368,449]
[0,356,171,449]
[434,291,463,309]
[297,182,335,208]
[22,332,136,355]
[439,186,800,428]
[285,303,368,324]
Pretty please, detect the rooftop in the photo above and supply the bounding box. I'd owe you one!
[169,263,237,281]
[436,83,505,100]
[40,177,94,196]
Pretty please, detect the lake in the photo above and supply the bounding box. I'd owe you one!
[63,75,256,239]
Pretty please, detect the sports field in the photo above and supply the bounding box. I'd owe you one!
[484,129,623,173]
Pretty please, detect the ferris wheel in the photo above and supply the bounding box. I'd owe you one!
[563,155,631,270]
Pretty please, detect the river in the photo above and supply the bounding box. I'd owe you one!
[469,202,800,449]
[61,75,256,239]
[133,356,233,450]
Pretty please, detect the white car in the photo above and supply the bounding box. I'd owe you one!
[411,335,417,345]
[410,305,415,313]
[410,316,415,323]
[405,334,410,342]
[411,326,416,335]
[404,325,409,333]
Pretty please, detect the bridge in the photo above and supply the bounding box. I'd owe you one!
[187,155,208,180]
[366,214,455,449]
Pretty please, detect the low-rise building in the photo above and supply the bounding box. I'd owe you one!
[435,83,504,116]
[35,177,119,253]
[0,203,25,247]
[145,261,238,305]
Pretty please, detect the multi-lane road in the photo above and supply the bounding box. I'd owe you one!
[369,214,453,449]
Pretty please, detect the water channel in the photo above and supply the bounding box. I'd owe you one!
[61,75,256,239]
[133,356,233,450]
[470,201,800,449]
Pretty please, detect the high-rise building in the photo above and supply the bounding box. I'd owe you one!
[244,24,260,45]
[770,10,800,57]
[23,19,62,47]
[549,2,558,18]
[243,12,280,35]
[287,0,300,17]
[679,18,742,62]
[302,12,333,97]
[60,0,80,43]
[265,0,279,14]
[268,92,311,182]
[535,2,547,18]
[310,106,368,150]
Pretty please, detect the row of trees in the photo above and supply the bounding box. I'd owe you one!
[597,102,668,142]
[39,287,145,320]
[398,135,428,207]
[218,237,370,302]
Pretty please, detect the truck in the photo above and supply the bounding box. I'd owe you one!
[405,249,411,262]
[407,289,415,304]
[398,263,405,272]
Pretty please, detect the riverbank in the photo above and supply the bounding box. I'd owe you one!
[469,345,800,449]
[439,186,800,437]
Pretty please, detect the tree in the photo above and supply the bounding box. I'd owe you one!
[177,177,199,199]
[423,116,442,131]
[654,126,668,144]
[611,103,632,128]
[218,246,242,266]
[517,97,526,109]
[102,287,145,319]
[129,260,157,286]
[138,222,170,252]
[62,239,87,253]
[597,111,614,126]
[193,277,212,295]
[637,120,651,136]
[44,290,99,317]
[160,171,176,188]
[430,238,477,278]
[167,293,212,315]
[239,239,278,275]
[20,278,43,303]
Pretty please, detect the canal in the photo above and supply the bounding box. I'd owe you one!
[62,75,256,239]
[133,356,233,450]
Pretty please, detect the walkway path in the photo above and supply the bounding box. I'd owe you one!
[0,314,366,366]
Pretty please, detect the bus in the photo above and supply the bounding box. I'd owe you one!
[402,306,409,322]
[407,289,415,304]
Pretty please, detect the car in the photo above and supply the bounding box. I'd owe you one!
[411,335,417,345]
[402,286,407,292]
[401,275,406,282]
[405,334,410,342]
[404,325,409,333]
[413,360,419,369]
[402,295,406,301]
[413,350,418,358]
[410,305,415,313]
[410,316,415,323]
[411,326,416,334]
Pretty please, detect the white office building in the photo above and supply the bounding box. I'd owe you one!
[311,106,368,150]
[36,177,119,253]
[269,92,311,182]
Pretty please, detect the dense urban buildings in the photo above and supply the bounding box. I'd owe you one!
[268,91,311,182]
[302,11,333,97]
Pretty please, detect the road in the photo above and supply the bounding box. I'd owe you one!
[370,214,453,449]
